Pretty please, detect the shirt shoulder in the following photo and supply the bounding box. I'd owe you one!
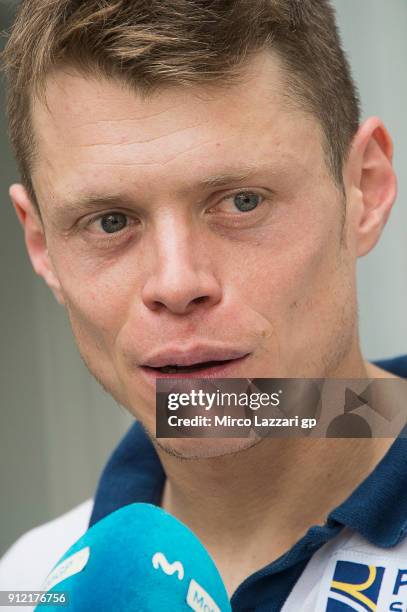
[282,528,407,611]
[0,499,93,591]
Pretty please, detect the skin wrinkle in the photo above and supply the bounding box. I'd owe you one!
[71,117,252,158]
[81,139,309,181]
[68,109,187,124]
[73,121,212,147]
[79,139,219,167]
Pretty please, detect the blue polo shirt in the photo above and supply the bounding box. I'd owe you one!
[89,355,407,611]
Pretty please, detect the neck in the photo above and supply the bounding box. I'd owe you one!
[157,356,397,589]
[158,437,392,552]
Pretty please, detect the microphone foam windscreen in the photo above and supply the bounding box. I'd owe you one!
[36,502,231,612]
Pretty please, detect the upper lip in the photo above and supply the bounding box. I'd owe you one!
[142,345,250,368]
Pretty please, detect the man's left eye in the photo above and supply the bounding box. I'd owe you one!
[206,190,269,220]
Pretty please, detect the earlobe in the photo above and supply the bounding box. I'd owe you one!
[9,183,65,305]
[347,118,397,257]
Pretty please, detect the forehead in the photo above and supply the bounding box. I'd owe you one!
[30,52,323,203]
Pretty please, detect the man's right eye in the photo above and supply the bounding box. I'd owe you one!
[99,212,128,234]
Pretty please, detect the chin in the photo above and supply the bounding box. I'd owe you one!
[153,436,261,460]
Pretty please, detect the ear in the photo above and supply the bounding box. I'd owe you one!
[10,184,65,305]
[345,117,397,257]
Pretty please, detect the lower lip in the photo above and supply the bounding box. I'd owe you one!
[140,355,250,385]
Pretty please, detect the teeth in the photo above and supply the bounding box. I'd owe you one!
[159,365,180,374]
[157,360,224,374]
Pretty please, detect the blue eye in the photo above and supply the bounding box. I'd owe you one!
[100,213,127,233]
[233,192,261,212]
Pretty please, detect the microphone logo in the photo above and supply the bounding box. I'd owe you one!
[152,551,185,581]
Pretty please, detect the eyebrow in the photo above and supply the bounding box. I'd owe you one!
[194,165,264,189]
[54,193,135,217]
[56,163,272,215]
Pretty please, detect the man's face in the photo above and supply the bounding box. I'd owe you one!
[29,52,360,456]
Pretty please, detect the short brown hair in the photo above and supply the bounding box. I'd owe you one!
[2,0,360,206]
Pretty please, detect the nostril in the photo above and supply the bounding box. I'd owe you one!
[193,296,208,305]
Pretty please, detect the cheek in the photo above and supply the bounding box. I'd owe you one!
[274,225,355,372]
[53,243,137,332]
[235,205,354,362]
[64,280,124,344]
[237,217,343,316]
[51,248,139,392]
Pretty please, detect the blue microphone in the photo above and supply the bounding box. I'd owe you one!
[36,503,231,612]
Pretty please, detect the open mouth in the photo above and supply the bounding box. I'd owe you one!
[153,360,231,374]
[140,351,251,383]
[141,354,250,379]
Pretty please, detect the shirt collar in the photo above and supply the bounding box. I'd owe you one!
[89,420,165,527]
[328,429,407,547]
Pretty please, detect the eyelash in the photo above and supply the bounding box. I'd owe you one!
[85,211,136,232]
[79,213,138,252]
[211,191,266,215]
[83,189,269,239]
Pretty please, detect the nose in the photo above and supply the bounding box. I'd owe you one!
[141,217,222,315]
